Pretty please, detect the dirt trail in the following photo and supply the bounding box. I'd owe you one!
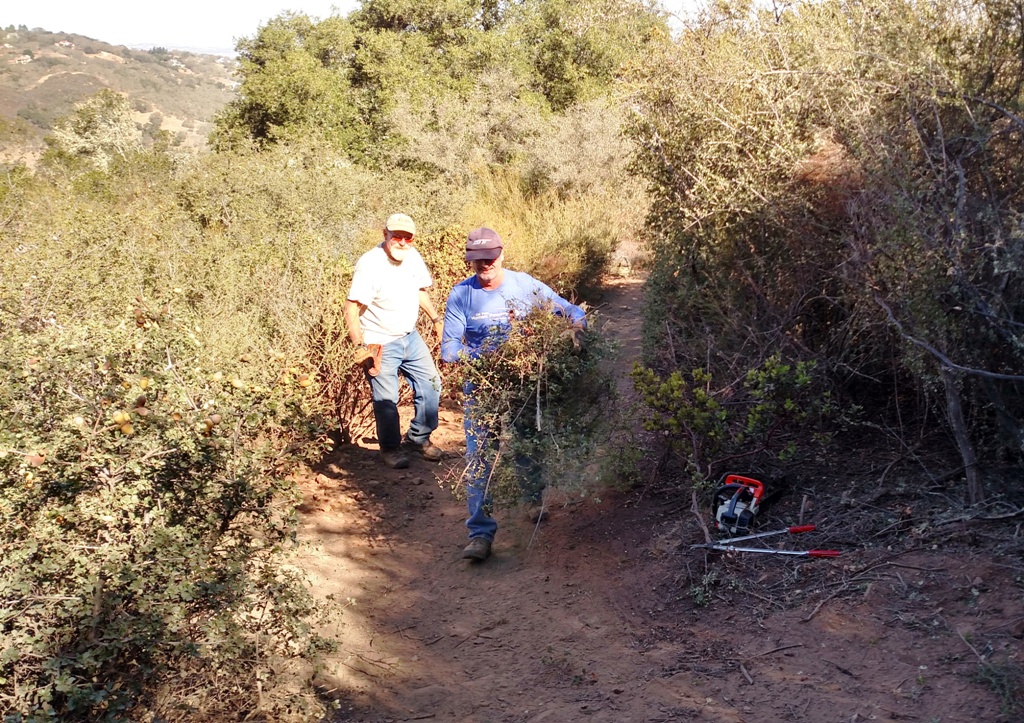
[295,276,1021,722]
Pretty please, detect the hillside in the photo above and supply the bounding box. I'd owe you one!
[0,26,237,161]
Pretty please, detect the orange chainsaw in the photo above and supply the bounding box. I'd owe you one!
[712,474,765,535]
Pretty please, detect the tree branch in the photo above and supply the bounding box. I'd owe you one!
[873,294,1024,381]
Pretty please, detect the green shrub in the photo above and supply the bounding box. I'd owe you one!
[462,167,619,297]
[632,354,833,486]
[453,307,616,506]
[0,300,330,721]
[626,0,1024,500]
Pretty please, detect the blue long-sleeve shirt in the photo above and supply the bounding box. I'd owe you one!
[441,270,587,362]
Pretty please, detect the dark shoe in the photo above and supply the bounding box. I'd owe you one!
[381,448,410,469]
[462,537,492,561]
[405,438,444,462]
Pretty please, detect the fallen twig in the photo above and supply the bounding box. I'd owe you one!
[739,662,753,684]
[823,658,857,678]
[877,706,918,720]
[351,652,398,671]
[981,614,1024,634]
[748,643,803,659]
[341,660,380,679]
[885,562,945,573]
[956,629,987,664]
[454,618,507,648]
[803,584,851,622]
[692,489,713,544]
[934,507,1024,526]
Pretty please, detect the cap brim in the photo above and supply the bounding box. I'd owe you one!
[466,249,502,261]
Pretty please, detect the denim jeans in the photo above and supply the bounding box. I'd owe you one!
[368,331,440,451]
[462,388,544,543]
[463,394,498,542]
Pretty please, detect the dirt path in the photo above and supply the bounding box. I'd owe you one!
[295,276,1022,722]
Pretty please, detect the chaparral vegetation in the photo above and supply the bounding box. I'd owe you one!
[1,0,1023,720]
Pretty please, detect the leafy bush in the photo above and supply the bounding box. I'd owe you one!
[0,300,330,721]
[44,90,142,171]
[627,0,1024,500]
[462,167,620,297]
[453,307,616,506]
[0,134,475,717]
[632,354,833,487]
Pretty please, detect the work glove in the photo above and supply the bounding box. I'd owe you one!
[353,343,383,377]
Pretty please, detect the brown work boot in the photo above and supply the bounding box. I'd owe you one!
[380,448,410,469]
[405,438,444,462]
[462,537,492,561]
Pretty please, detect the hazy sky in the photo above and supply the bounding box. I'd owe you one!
[4,1,700,55]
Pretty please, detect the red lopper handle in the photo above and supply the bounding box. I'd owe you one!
[789,525,817,534]
[807,549,841,558]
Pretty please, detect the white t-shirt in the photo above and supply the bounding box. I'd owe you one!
[347,245,432,344]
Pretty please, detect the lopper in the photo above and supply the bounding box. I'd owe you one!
[692,523,840,557]
[698,545,840,558]
[691,524,817,548]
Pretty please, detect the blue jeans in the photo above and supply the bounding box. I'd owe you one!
[462,388,544,542]
[368,331,440,451]
[464,394,498,542]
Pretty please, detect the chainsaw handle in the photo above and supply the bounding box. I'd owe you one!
[808,549,841,558]
[789,525,816,534]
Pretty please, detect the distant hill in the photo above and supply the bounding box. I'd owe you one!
[0,26,238,162]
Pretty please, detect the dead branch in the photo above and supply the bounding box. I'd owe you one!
[931,507,1024,528]
[691,489,712,544]
[747,643,803,659]
[956,629,987,664]
[873,294,1024,382]
[960,93,1024,132]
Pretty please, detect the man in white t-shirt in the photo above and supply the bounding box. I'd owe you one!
[344,213,445,469]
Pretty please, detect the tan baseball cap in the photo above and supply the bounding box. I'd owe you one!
[385,213,416,236]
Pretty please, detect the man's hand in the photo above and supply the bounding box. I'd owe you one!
[433,318,444,339]
[354,344,383,377]
[562,324,585,349]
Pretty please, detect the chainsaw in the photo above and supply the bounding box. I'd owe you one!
[712,474,765,535]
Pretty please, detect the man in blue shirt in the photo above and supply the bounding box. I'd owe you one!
[441,227,586,561]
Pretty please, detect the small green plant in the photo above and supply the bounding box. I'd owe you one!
[974,663,1023,716]
[690,571,719,607]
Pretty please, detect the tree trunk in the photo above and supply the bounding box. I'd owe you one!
[940,367,985,504]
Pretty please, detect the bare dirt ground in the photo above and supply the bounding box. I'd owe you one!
[293,276,1024,723]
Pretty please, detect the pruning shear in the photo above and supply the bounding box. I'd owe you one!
[691,524,841,558]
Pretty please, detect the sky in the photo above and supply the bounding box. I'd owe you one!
[4,1,700,56]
